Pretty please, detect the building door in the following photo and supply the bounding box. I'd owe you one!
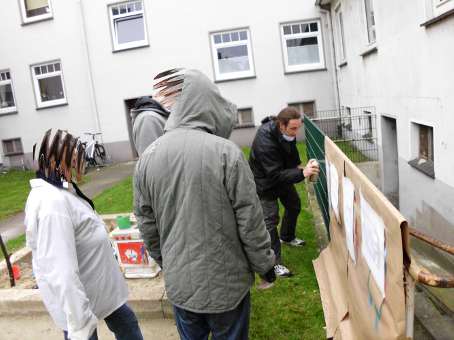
[124,98,139,158]
[381,116,399,208]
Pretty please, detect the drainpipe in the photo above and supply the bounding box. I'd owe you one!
[318,3,342,115]
[77,0,103,143]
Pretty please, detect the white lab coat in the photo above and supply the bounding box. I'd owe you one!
[25,179,128,340]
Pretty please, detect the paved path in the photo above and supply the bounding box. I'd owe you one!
[0,161,136,242]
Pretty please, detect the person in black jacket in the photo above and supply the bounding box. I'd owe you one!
[249,106,319,277]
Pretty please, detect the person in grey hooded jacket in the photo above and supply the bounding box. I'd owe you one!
[130,96,169,156]
[133,69,275,340]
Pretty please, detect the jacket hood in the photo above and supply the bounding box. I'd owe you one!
[130,97,169,123]
[164,69,237,139]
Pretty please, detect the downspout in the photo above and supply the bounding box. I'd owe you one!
[77,0,103,143]
[318,3,342,114]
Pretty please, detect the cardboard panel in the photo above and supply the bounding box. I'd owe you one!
[315,137,408,339]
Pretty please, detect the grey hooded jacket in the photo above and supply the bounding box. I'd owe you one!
[133,70,275,313]
[131,97,169,155]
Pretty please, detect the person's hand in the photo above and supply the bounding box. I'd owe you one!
[262,267,276,284]
[298,159,320,178]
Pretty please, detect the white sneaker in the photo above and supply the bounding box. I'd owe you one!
[281,238,306,247]
[274,264,292,277]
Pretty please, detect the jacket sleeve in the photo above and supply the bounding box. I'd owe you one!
[132,113,165,156]
[254,142,305,185]
[36,212,98,340]
[133,163,162,267]
[227,151,275,275]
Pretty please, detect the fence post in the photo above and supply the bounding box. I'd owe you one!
[304,116,330,236]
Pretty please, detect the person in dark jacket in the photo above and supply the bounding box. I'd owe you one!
[249,106,319,277]
[130,96,170,156]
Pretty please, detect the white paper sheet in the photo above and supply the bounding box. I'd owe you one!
[329,162,340,221]
[360,192,386,297]
[343,177,355,263]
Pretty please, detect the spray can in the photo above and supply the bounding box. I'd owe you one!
[308,159,319,183]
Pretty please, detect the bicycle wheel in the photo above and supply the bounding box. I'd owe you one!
[94,144,106,166]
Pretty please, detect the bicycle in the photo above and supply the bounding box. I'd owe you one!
[83,132,107,168]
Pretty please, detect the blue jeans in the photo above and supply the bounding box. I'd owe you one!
[63,303,143,340]
[173,292,250,340]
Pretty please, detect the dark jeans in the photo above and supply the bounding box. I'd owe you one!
[63,304,143,340]
[173,293,250,340]
[260,185,301,264]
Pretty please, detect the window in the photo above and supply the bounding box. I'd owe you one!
[433,0,454,16]
[364,110,373,138]
[109,1,148,51]
[289,101,316,118]
[280,20,325,73]
[210,29,255,81]
[235,108,254,128]
[2,138,23,156]
[31,61,67,108]
[335,5,347,63]
[364,0,376,44]
[19,0,53,24]
[0,70,17,115]
[409,123,434,178]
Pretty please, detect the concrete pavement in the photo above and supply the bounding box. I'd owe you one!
[0,161,136,242]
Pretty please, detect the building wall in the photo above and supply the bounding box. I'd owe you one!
[0,0,99,167]
[0,0,337,164]
[329,0,454,242]
[80,0,337,157]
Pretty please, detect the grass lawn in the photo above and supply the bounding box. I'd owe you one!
[0,234,26,260]
[94,142,325,339]
[0,170,35,221]
[335,140,370,162]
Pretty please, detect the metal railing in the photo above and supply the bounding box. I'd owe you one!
[305,112,454,289]
[311,106,378,162]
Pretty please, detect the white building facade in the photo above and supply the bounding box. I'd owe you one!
[319,0,454,245]
[0,0,337,166]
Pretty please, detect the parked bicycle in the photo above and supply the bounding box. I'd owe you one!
[83,132,107,168]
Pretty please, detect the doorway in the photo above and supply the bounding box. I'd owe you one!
[381,116,399,208]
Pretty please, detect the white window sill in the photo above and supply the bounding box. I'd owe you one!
[0,108,18,116]
[284,66,327,75]
[421,8,454,27]
[338,60,348,68]
[36,101,68,110]
[360,44,378,58]
[214,74,256,83]
[113,42,149,53]
[21,14,53,25]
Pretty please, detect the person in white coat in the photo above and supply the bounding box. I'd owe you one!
[24,130,143,340]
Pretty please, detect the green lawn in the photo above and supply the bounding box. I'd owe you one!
[0,234,26,260]
[93,142,325,339]
[0,170,35,221]
[335,140,370,162]
[93,176,133,214]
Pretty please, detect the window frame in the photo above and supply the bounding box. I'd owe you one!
[362,0,376,45]
[209,27,256,82]
[409,121,435,178]
[288,101,316,119]
[108,0,149,52]
[2,138,24,157]
[31,60,67,109]
[334,3,347,64]
[235,107,255,128]
[279,19,326,74]
[0,70,18,115]
[18,0,53,24]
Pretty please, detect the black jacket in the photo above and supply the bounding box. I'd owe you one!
[249,117,304,198]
